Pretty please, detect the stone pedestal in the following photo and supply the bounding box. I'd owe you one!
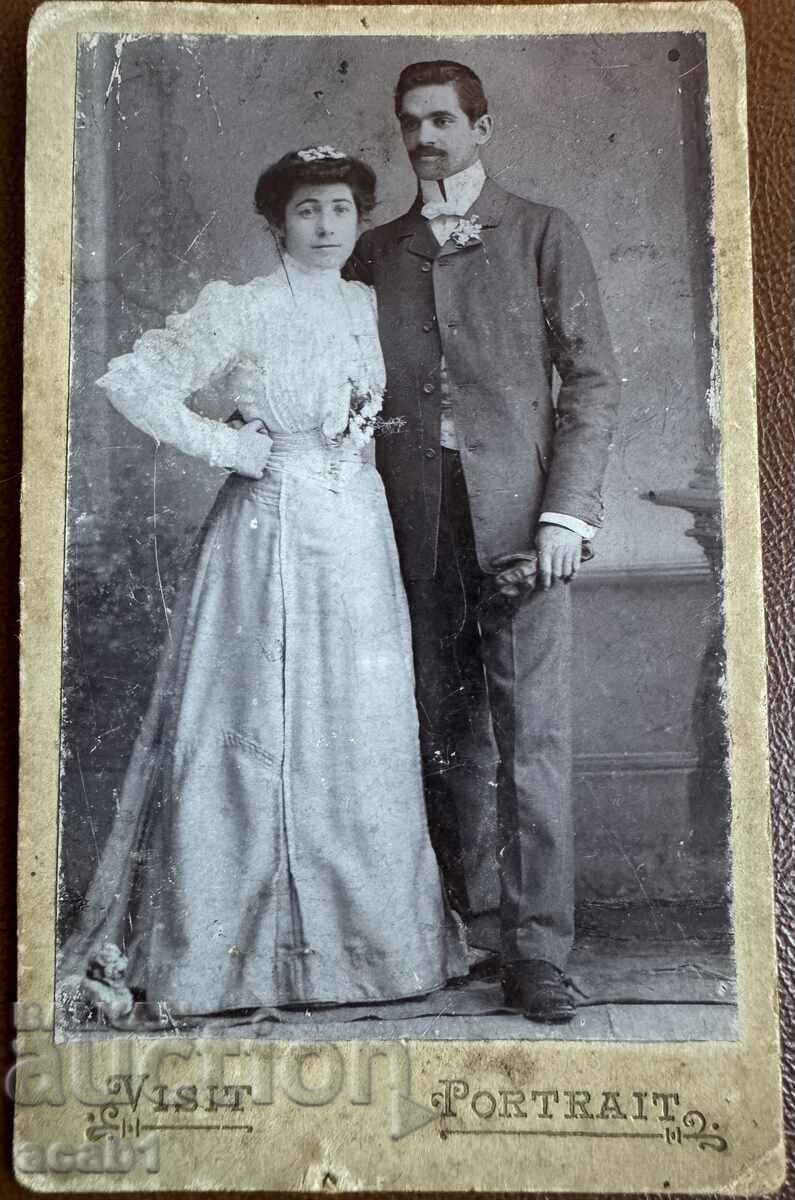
[645,467,729,853]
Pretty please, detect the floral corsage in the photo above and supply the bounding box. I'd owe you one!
[322,382,382,449]
[323,381,408,450]
[341,383,384,449]
[450,215,483,247]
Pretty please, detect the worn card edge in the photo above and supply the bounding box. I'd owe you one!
[17,2,784,1192]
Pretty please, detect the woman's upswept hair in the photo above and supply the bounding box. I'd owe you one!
[254,151,377,228]
[394,60,488,123]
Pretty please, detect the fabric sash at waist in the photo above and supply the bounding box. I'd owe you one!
[267,427,364,463]
[230,427,368,504]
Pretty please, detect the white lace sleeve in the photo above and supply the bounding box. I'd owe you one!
[96,280,249,470]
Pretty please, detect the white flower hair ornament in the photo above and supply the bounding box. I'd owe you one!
[297,145,347,162]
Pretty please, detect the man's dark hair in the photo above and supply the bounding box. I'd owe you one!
[254,151,377,228]
[394,61,488,123]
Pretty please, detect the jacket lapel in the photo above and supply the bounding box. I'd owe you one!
[396,197,441,261]
[437,177,511,258]
[468,177,509,229]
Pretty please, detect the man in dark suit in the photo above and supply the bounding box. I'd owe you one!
[352,60,620,1022]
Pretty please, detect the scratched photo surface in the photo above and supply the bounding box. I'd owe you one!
[56,31,734,1042]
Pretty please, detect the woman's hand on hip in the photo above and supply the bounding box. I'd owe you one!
[234,419,273,478]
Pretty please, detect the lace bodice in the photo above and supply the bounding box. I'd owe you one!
[96,255,386,473]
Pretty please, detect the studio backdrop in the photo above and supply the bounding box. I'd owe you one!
[60,32,728,963]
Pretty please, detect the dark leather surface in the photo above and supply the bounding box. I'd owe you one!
[748,1,795,1194]
[0,1,793,1197]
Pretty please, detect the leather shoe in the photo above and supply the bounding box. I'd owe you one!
[502,959,578,1024]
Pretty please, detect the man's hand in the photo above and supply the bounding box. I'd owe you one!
[535,524,582,589]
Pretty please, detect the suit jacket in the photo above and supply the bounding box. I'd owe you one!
[351,177,621,580]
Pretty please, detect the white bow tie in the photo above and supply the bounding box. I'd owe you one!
[420,198,468,221]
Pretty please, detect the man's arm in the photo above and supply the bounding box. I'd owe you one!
[344,231,375,285]
[497,210,618,594]
[509,207,619,588]
[537,206,621,528]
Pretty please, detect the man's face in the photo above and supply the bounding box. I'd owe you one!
[397,83,492,181]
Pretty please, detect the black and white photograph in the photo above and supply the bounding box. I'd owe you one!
[54,28,735,1044]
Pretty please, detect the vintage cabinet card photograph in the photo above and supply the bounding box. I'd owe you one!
[17,0,784,1191]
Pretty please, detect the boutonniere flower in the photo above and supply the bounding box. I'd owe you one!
[449,215,483,247]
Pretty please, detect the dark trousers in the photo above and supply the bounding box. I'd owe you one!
[404,449,574,969]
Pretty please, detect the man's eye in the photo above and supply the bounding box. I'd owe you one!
[434,117,452,127]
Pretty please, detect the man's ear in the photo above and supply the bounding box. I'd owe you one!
[474,113,494,146]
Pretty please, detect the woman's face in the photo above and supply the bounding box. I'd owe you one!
[282,182,358,271]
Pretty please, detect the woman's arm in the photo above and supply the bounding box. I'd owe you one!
[97,280,269,475]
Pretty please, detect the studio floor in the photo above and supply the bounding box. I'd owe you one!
[181,900,737,1043]
[62,901,735,1042]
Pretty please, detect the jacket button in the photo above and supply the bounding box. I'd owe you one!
[422,382,435,394]
[424,448,437,460]
[421,262,432,273]
[422,322,433,332]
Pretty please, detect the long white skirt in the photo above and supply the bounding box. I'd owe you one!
[59,431,468,1013]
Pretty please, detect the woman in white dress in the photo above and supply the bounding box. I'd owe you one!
[58,147,468,1016]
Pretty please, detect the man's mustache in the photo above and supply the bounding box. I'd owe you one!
[410,147,447,160]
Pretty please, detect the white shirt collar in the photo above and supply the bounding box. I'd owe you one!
[419,158,487,215]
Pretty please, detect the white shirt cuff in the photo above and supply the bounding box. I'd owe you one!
[539,512,598,540]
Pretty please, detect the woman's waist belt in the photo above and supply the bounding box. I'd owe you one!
[232,427,367,501]
[267,428,363,463]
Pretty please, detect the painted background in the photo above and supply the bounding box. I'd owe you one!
[60,32,728,931]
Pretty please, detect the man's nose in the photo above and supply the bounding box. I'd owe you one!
[419,121,439,144]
